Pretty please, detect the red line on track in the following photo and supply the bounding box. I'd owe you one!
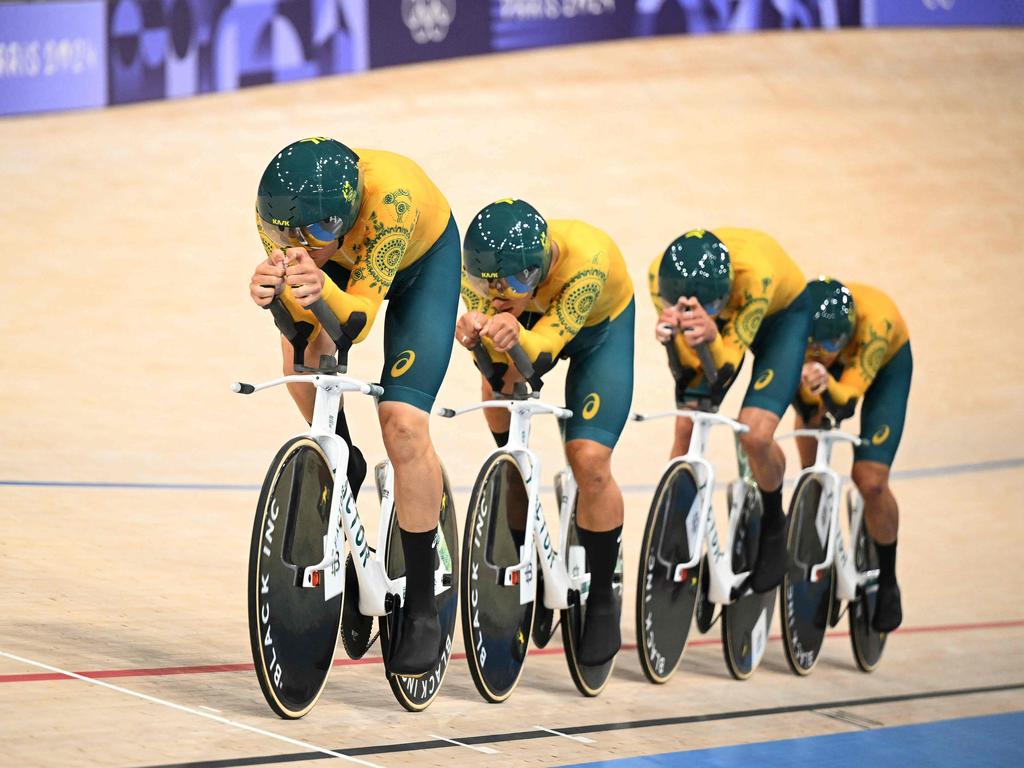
[2,618,1022,685]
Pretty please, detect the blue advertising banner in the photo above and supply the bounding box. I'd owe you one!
[368,1,491,67]
[107,0,368,106]
[0,1,107,116]
[631,0,861,36]
[864,0,1024,27]
[490,0,635,52]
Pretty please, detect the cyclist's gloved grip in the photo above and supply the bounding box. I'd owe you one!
[823,392,858,423]
[709,362,737,407]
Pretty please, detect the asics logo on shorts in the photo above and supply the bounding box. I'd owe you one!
[391,350,416,378]
[871,425,891,445]
[582,392,601,420]
[753,369,774,390]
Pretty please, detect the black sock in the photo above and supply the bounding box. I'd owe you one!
[400,527,438,618]
[335,409,366,501]
[491,430,510,448]
[760,486,784,531]
[875,539,897,587]
[576,525,621,605]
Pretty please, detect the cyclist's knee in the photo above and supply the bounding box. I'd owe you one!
[738,408,780,458]
[566,440,613,496]
[852,461,889,501]
[379,404,431,466]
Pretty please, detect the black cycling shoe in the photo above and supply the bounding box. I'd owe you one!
[750,521,787,594]
[576,599,621,666]
[872,583,903,633]
[388,611,442,678]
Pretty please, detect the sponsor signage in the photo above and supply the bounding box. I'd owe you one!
[0,1,107,116]
[368,0,490,68]
[864,0,1024,27]
[490,0,633,51]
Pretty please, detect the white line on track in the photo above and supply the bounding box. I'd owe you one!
[533,725,595,744]
[199,705,222,713]
[428,734,500,755]
[0,650,381,767]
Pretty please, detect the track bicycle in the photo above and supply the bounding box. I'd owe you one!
[235,298,458,716]
[779,420,887,674]
[438,345,623,701]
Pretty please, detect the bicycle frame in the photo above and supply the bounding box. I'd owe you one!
[235,372,451,617]
[780,429,876,601]
[632,409,751,605]
[438,397,587,611]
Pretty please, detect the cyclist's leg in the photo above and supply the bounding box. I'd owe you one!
[739,290,813,592]
[852,341,912,631]
[562,300,635,664]
[377,215,461,674]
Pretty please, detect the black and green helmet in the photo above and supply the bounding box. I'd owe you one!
[658,229,733,315]
[463,199,551,299]
[806,277,856,352]
[256,137,363,250]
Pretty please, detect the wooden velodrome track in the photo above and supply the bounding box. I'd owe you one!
[1,27,1022,768]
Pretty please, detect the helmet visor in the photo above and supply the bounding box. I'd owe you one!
[260,215,349,251]
[809,334,850,356]
[467,266,544,300]
[702,296,727,317]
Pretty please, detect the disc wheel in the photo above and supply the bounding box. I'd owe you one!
[780,476,834,676]
[562,495,624,697]
[379,467,459,711]
[460,453,534,703]
[635,462,703,684]
[248,437,341,719]
[721,482,776,680]
[849,501,887,672]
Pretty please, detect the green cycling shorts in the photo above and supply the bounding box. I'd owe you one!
[853,341,913,466]
[323,213,461,413]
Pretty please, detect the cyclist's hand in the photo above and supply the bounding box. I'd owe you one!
[456,311,488,349]
[250,250,286,307]
[656,306,680,343]
[802,361,829,396]
[678,297,717,346]
[482,312,521,352]
[284,248,325,308]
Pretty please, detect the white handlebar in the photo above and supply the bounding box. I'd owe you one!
[778,428,862,447]
[436,399,572,420]
[232,374,383,398]
[632,409,749,434]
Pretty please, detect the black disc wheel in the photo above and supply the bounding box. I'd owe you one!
[378,467,459,711]
[780,476,834,676]
[849,501,887,672]
[248,437,342,719]
[460,453,535,703]
[562,496,624,697]
[635,462,703,684]
[721,482,776,680]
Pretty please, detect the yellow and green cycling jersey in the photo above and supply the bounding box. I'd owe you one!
[647,227,806,378]
[256,148,452,343]
[802,282,910,407]
[461,219,634,365]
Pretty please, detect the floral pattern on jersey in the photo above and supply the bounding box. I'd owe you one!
[551,267,606,337]
[351,206,418,294]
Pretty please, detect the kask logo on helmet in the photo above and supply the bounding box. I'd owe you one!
[402,0,456,44]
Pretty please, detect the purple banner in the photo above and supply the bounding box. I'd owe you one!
[631,0,861,35]
[368,1,490,68]
[865,0,1024,27]
[490,0,633,51]
[0,1,107,116]
[107,0,368,106]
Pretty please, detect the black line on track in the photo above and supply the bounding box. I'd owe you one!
[139,681,1024,767]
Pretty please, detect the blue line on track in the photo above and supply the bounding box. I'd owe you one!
[560,711,1024,768]
[0,457,1021,494]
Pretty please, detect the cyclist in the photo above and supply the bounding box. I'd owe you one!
[457,199,635,666]
[650,228,810,594]
[248,137,459,677]
[794,277,912,632]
